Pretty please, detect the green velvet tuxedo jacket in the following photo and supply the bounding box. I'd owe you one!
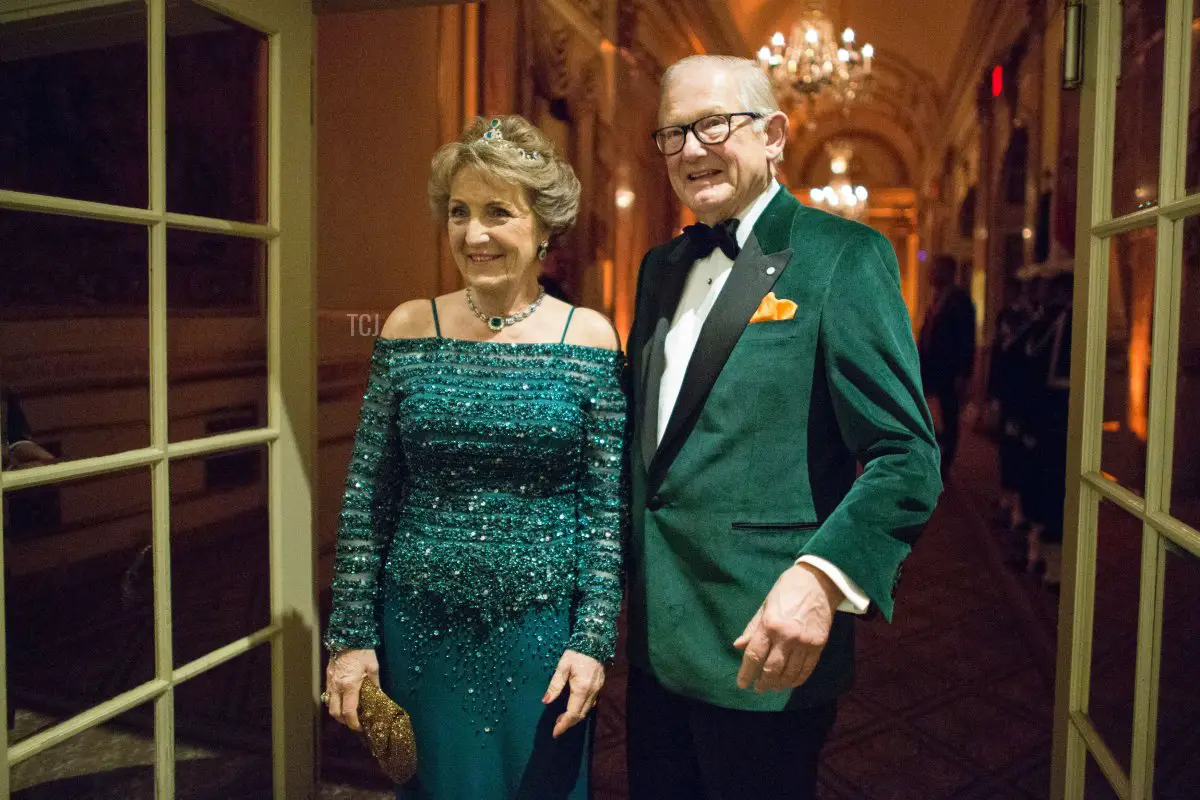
[626,185,942,712]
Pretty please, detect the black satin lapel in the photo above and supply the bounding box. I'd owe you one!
[647,234,794,493]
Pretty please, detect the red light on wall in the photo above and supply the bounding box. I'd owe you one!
[992,65,1003,97]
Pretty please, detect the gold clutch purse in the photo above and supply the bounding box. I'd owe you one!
[357,679,418,784]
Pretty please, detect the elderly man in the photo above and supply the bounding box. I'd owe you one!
[624,55,942,799]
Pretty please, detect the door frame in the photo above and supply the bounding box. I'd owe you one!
[0,0,315,796]
[1052,1,1199,798]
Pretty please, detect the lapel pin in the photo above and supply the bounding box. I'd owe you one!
[766,267,776,275]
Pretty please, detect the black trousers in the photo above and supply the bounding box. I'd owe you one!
[626,667,837,800]
[998,410,1023,492]
[1030,430,1068,544]
[935,386,962,476]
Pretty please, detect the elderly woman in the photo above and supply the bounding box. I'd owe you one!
[322,115,626,799]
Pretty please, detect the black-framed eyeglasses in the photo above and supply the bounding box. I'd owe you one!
[650,112,763,155]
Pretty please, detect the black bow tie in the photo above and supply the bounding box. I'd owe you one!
[683,218,741,261]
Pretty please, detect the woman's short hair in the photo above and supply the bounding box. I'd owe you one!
[428,115,581,240]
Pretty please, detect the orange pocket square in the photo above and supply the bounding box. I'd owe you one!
[749,292,798,324]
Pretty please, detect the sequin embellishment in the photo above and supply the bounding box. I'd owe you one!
[326,337,628,726]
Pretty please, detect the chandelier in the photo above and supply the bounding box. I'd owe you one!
[756,2,874,116]
[808,142,868,220]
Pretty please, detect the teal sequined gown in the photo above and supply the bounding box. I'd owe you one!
[325,335,627,799]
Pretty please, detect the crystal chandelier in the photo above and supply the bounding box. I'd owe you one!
[756,2,874,116]
[808,143,868,220]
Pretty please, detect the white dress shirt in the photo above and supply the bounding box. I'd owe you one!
[656,181,870,615]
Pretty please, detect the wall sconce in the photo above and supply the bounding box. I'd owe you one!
[615,188,635,209]
[1062,1,1084,90]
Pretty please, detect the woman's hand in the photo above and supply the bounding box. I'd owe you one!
[543,649,605,738]
[324,648,379,731]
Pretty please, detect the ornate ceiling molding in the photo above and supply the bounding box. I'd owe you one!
[784,49,940,184]
[795,129,913,187]
[788,109,923,191]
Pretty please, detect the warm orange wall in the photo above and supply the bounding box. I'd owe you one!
[316,8,444,319]
[315,7,450,571]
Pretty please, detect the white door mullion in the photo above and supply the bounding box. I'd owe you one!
[1054,0,1122,797]
[146,0,175,797]
[0,492,9,798]
[1127,1,1194,795]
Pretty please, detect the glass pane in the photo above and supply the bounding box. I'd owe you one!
[1101,227,1156,494]
[1172,215,1200,530]
[1111,0,1166,217]
[0,210,150,471]
[175,646,273,796]
[1186,0,1200,196]
[1156,545,1200,800]
[1085,753,1122,800]
[1086,500,1142,773]
[166,1,268,223]
[170,446,269,666]
[166,230,267,444]
[5,469,154,744]
[9,705,156,796]
[0,2,148,208]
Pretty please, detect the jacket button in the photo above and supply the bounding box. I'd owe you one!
[647,495,663,511]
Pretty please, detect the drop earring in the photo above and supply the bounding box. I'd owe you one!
[537,241,549,260]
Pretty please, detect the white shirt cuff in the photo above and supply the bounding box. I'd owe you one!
[796,555,871,615]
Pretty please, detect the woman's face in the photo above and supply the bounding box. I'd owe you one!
[447,166,544,291]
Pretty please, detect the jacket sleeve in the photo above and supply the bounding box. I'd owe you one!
[799,229,943,620]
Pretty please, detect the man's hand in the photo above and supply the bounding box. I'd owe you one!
[733,563,844,693]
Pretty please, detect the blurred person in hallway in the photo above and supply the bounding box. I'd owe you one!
[986,274,1036,529]
[1018,265,1073,588]
[322,115,626,799]
[918,254,977,480]
[625,55,941,800]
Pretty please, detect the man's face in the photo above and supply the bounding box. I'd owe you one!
[658,64,782,225]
